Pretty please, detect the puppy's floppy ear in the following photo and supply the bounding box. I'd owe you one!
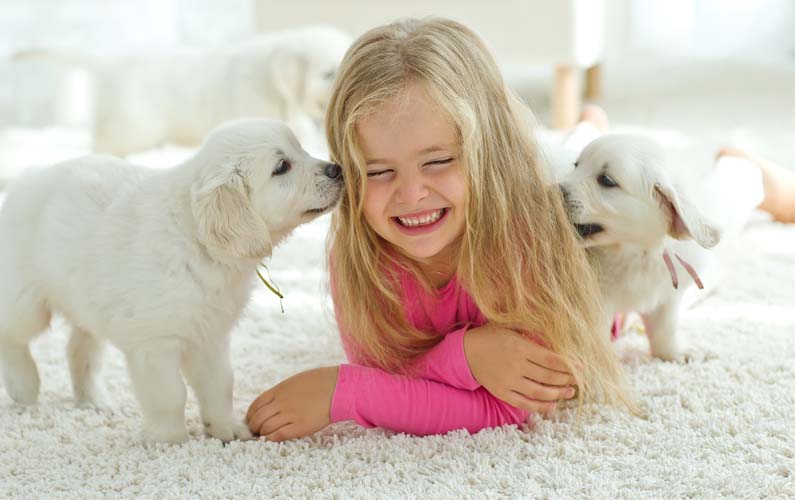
[191,161,272,260]
[654,182,721,248]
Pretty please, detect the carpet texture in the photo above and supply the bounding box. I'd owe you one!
[1,56,794,499]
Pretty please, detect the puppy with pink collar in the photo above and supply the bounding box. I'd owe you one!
[559,133,762,361]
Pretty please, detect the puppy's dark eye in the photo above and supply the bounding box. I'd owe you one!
[573,161,579,168]
[597,173,619,188]
[273,159,291,176]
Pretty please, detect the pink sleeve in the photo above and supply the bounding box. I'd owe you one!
[332,270,480,391]
[409,327,480,390]
[339,326,479,391]
[330,363,530,436]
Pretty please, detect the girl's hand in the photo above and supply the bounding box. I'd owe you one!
[463,325,578,414]
[245,366,339,442]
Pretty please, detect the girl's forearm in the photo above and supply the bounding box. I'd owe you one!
[330,363,529,436]
[340,327,480,391]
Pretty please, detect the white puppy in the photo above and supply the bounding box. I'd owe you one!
[0,119,343,443]
[13,26,352,155]
[559,134,722,361]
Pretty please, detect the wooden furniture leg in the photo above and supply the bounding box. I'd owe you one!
[552,64,579,130]
[585,63,602,100]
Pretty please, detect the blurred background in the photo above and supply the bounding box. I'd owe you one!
[1,0,794,183]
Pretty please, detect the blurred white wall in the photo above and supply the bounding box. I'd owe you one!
[2,0,793,128]
[0,0,253,54]
[254,0,606,68]
[0,0,253,127]
[616,0,795,60]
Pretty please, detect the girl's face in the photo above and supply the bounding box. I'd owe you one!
[357,82,467,270]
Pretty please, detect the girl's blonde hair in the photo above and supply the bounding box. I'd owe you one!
[325,17,635,410]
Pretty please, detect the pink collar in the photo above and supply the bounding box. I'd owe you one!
[662,249,704,290]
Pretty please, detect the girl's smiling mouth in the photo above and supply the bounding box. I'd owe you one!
[392,208,448,233]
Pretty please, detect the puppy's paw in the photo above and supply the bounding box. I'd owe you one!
[141,426,190,445]
[4,376,40,406]
[204,419,254,442]
[653,344,716,363]
[678,344,717,363]
[75,384,112,409]
[1,353,40,405]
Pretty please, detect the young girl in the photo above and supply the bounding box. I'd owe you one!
[245,17,635,442]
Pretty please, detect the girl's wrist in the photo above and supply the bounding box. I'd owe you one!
[329,363,356,423]
[462,327,485,385]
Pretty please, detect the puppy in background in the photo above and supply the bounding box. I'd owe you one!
[0,119,343,443]
[12,25,352,156]
[559,134,729,362]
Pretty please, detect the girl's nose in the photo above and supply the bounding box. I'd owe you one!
[395,171,429,205]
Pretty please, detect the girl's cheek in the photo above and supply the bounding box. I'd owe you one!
[361,198,382,227]
[365,184,389,208]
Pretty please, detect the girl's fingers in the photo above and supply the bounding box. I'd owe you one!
[249,405,281,435]
[257,412,291,437]
[524,361,577,387]
[521,341,582,375]
[518,378,576,403]
[525,349,571,374]
[246,392,274,424]
[264,423,300,442]
[508,391,557,414]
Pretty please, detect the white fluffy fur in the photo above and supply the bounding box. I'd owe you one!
[560,134,726,361]
[0,119,343,443]
[13,26,352,155]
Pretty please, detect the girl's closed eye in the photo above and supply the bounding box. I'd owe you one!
[367,169,394,179]
[367,158,453,179]
[425,157,454,167]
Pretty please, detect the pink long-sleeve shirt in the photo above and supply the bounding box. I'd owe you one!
[329,269,529,436]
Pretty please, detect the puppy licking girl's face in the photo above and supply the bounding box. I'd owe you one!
[191,119,344,261]
[246,125,344,234]
[559,134,679,250]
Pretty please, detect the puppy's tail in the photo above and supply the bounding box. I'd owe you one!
[10,48,98,71]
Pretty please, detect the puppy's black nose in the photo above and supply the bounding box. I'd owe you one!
[324,162,343,180]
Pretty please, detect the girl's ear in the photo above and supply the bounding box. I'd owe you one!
[654,182,721,249]
[191,162,272,260]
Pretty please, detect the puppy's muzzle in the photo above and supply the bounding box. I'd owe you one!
[559,185,583,213]
[559,186,600,239]
[559,185,571,206]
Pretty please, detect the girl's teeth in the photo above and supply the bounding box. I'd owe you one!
[398,209,444,227]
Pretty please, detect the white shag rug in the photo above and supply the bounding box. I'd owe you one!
[1,55,795,499]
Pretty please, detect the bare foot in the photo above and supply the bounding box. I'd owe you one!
[716,147,795,223]
[578,104,609,132]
